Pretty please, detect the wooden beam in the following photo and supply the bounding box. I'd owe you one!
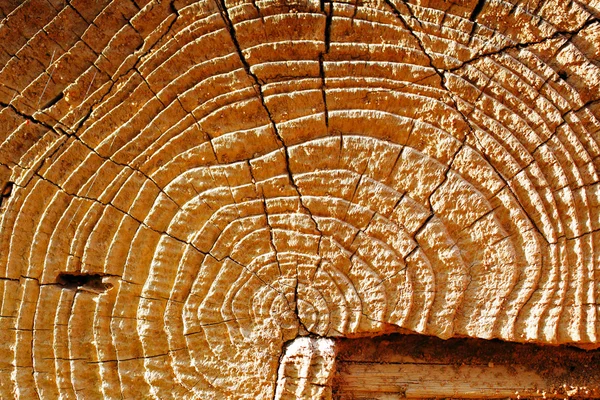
[333,334,600,399]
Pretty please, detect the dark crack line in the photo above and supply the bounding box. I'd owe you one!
[24,171,206,258]
[294,262,313,336]
[3,0,598,365]
[439,86,553,334]
[450,16,598,73]
[469,114,569,246]
[385,0,597,83]
[0,1,182,210]
[249,0,264,23]
[219,255,304,332]
[384,0,560,266]
[319,0,332,128]
[3,100,184,207]
[215,0,326,336]
[72,3,180,135]
[469,0,486,22]
[172,86,221,163]
[69,72,117,135]
[0,103,73,191]
[448,44,600,246]
[383,0,475,153]
[0,101,64,134]
[73,131,182,208]
[246,161,280,274]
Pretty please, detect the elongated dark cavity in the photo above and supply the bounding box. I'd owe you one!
[2,182,13,197]
[0,182,13,208]
[56,272,113,292]
[469,0,486,22]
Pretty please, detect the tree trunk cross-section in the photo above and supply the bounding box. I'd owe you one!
[0,0,599,398]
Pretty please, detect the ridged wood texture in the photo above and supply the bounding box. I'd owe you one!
[0,0,599,398]
[275,337,336,399]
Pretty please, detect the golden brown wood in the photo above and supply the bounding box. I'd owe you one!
[338,364,546,398]
[0,0,599,398]
[334,334,600,399]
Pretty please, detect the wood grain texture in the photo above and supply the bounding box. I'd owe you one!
[334,334,600,399]
[0,0,599,398]
[275,337,337,399]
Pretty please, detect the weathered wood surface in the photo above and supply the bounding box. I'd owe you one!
[0,0,599,398]
[334,334,600,399]
[275,337,337,399]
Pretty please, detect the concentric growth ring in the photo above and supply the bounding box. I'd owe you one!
[0,0,599,398]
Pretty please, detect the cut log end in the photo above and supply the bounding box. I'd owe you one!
[0,0,599,398]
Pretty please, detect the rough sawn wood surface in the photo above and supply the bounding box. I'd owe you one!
[0,0,599,398]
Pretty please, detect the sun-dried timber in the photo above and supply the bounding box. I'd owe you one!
[0,0,599,398]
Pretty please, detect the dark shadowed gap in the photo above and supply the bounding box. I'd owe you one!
[333,333,600,399]
[469,0,486,22]
[559,70,569,80]
[56,272,113,292]
[41,92,64,110]
[0,181,13,208]
[2,181,13,197]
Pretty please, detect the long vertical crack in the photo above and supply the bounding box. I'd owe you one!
[319,0,332,128]
[383,0,472,215]
[215,0,323,336]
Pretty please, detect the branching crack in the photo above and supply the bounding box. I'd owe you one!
[27,171,205,257]
[451,16,598,73]
[247,160,280,274]
[382,0,572,256]
[215,0,327,335]
[0,101,66,134]
[0,3,182,209]
[71,2,180,135]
